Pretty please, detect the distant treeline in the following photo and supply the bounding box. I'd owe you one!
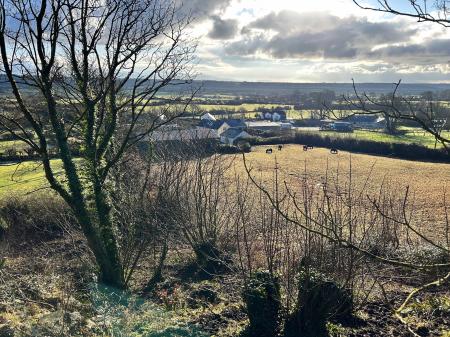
[250,132,450,163]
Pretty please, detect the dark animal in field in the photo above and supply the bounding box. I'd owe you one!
[303,145,308,151]
[330,148,338,154]
[278,145,283,151]
[266,148,273,154]
[308,145,314,149]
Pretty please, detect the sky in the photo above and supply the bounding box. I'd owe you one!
[185,0,450,83]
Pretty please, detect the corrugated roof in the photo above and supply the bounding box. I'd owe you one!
[221,128,245,139]
[150,127,219,141]
[246,121,281,128]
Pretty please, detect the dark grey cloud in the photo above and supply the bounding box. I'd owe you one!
[225,11,418,61]
[177,0,232,20]
[208,16,239,40]
[368,39,450,64]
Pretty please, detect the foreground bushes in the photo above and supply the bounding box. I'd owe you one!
[284,268,353,337]
[242,269,353,337]
[242,271,281,337]
[0,194,72,243]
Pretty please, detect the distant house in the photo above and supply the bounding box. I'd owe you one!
[344,115,385,129]
[200,119,223,130]
[201,118,246,136]
[246,121,282,132]
[220,128,251,145]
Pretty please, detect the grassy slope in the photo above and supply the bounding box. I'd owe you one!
[0,160,63,197]
[305,128,450,148]
[234,145,450,239]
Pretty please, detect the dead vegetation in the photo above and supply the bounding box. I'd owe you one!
[0,145,449,336]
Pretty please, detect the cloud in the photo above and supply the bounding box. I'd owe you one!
[177,0,232,20]
[369,39,450,64]
[225,11,417,61]
[208,16,239,40]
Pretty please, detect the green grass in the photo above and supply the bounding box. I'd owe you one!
[0,140,30,153]
[313,127,450,148]
[0,160,63,197]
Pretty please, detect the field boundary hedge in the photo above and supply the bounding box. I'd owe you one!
[249,132,450,163]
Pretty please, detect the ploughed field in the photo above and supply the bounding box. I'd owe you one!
[235,145,450,240]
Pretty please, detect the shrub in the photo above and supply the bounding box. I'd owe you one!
[193,241,231,277]
[0,194,72,244]
[242,270,281,337]
[217,144,241,154]
[284,268,353,337]
[236,140,252,153]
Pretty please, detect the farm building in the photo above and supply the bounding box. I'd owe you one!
[149,127,220,142]
[332,122,354,132]
[200,118,246,136]
[344,114,385,129]
[220,128,251,145]
[199,119,223,130]
[280,122,293,130]
[246,121,282,132]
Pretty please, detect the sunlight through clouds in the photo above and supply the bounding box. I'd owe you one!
[190,0,450,82]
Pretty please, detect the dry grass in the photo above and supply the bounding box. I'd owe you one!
[233,145,450,239]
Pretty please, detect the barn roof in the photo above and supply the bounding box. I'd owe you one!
[224,119,246,128]
[150,127,219,141]
[246,121,281,128]
[201,112,217,121]
[200,119,224,129]
[221,127,245,139]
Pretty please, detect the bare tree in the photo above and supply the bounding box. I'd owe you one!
[242,154,450,335]
[0,0,196,288]
[346,80,450,152]
[353,0,450,26]
[350,1,450,152]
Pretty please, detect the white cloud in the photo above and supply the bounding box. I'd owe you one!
[190,0,450,82]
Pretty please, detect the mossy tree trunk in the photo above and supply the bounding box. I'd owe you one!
[0,0,194,288]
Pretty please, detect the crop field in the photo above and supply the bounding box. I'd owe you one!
[236,145,450,238]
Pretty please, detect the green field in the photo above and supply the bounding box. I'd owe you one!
[0,140,30,153]
[312,127,450,148]
[196,104,310,119]
[0,160,63,197]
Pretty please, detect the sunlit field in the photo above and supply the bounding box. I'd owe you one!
[235,145,450,238]
[0,160,63,197]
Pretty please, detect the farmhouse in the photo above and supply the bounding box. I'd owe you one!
[200,118,246,136]
[220,128,251,145]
